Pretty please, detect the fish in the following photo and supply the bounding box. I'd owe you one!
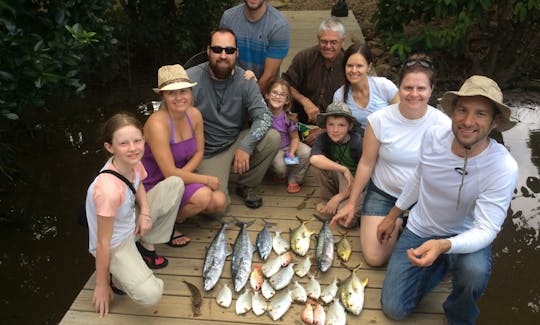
[326,298,346,325]
[202,220,233,291]
[320,277,338,304]
[314,214,334,272]
[305,273,321,300]
[301,301,314,324]
[290,216,315,256]
[256,219,275,261]
[216,282,232,308]
[235,288,252,315]
[291,280,307,303]
[313,301,326,325]
[273,231,290,255]
[183,280,202,317]
[262,251,293,278]
[261,278,276,300]
[294,254,312,278]
[231,218,256,292]
[269,263,296,291]
[267,290,293,321]
[251,290,267,316]
[250,264,264,291]
[336,231,352,263]
[340,264,368,316]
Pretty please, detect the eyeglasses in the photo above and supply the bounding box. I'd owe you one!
[270,90,287,98]
[404,59,433,69]
[209,46,237,55]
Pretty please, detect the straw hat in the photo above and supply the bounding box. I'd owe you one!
[440,75,516,131]
[153,64,197,94]
[316,102,358,128]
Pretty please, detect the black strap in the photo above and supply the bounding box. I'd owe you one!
[99,169,136,195]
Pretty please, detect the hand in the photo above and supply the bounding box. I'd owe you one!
[377,215,398,244]
[244,70,257,81]
[406,239,451,267]
[205,175,221,191]
[288,151,296,160]
[325,195,342,215]
[330,203,354,228]
[342,169,353,192]
[304,127,323,146]
[304,101,320,123]
[135,213,152,237]
[93,283,113,318]
[233,148,250,174]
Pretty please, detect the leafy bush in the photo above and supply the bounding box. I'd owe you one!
[373,0,540,85]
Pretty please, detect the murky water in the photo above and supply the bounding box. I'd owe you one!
[0,87,538,324]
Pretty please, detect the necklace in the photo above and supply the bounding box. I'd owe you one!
[211,73,233,113]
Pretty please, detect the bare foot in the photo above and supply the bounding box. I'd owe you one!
[316,201,328,214]
[169,230,191,246]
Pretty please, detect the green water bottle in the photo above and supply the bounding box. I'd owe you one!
[299,123,310,140]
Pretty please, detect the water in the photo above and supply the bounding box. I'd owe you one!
[0,87,538,324]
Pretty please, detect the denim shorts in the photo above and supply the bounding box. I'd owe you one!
[361,181,402,217]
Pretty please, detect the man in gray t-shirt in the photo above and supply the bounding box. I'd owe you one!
[187,28,280,209]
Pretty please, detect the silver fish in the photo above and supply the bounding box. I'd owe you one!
[235,288,252,315]
[340,264,368,316]
[325,298,346,325]
[251,290,267,316]
[291,280,307,303]
[305,273,321,300]
[216,282,232,308]
[273,231,290,255]
[231,219,256,292]
[320,277,338,304]
[314,214,334,272]
[202,220,233,291]
[294,254,312,278]
[256,219,275,261]
[267,290,293,321]
[269,263,296,291]
[290,216,315,256]
[262,251,293,278]
[261,278,276,300]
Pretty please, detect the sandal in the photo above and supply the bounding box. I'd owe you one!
[136,241,169,269]
[287,183,301,193]
[167,230,191,247]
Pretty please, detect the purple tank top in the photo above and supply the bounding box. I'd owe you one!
[142,112,197,191]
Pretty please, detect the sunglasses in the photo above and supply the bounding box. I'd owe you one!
[404,59,433,69]
[209,46,237,55]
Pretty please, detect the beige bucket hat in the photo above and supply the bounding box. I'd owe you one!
[317,102,358,128]
[440,75,516,131]
[153,64,197,94]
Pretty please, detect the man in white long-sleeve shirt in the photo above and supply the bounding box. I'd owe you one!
[378,75,518,325]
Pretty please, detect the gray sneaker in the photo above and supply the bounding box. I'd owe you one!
[236,186,262,209]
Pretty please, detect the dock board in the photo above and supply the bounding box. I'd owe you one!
[60,10,449,324]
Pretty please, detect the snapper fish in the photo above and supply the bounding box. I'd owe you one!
[202,220,233,291]
[320,277,338,304]
[269,263,296,291]
[326,298,347,325]
[250,264,264,291]
[273,231,290,255]
[231,218,256,292]
[313,301,326,325]
[301,301,314,324]
[235,288,252,315]
[256,219,275,261]
[294,254,312,278]
[336,231,352,263]
[251,290,267,316]
[261,278,276,300]
[290,216,315,256]
[267,290,293,321]
[215,282,232,308]
[314,214,335,272]
[340,264,368,316]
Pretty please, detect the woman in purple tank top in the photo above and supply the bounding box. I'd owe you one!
[142,64,226,247]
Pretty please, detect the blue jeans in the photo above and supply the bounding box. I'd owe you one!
[381,228,492,325]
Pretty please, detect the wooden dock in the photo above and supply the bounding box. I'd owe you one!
[60,10,449,325]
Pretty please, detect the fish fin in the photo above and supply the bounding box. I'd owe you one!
[361,278,369,287]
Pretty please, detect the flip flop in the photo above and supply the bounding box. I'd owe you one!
[167,231,190,247]
[287,183,301,193]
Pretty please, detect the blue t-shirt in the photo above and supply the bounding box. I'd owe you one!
[220,3,290,79]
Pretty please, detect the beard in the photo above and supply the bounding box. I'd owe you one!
[245,0,265,11]
[210,58,234,79]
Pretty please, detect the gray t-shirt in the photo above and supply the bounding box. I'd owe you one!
[187,62,273,157]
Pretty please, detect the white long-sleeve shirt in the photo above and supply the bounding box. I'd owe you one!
[396,125,518,254]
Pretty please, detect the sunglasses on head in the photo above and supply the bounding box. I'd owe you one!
[210,46,237,54]
[404,59,433,69]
